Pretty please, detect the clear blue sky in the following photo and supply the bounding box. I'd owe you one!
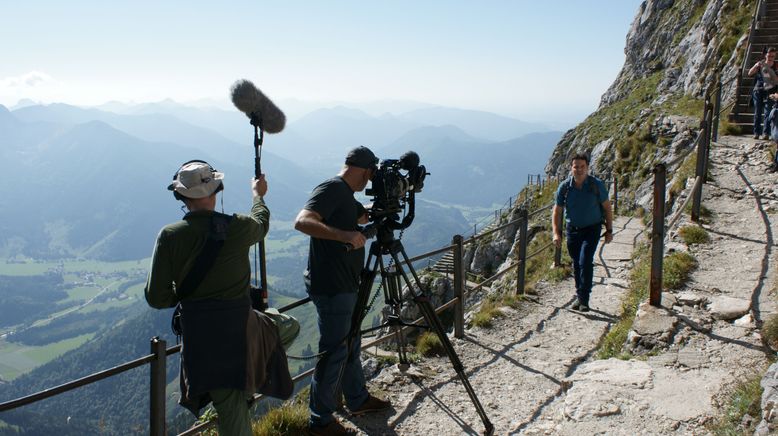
[0,1,643,125]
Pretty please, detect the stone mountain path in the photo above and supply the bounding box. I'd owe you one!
[335,135,777,435]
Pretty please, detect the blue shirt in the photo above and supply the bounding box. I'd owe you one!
[555,176,609,228]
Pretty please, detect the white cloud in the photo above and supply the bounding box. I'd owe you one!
[0,71,55,89]
[0,71,61,106]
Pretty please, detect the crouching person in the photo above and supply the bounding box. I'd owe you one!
[144,160,292,435]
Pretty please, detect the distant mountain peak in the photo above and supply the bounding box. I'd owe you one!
[0,104,19,128]
[10,98,39,110]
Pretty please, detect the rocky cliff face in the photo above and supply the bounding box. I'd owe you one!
[384,0,756,331]
[546,0,754,208]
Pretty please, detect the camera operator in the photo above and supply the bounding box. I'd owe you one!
[294,146,391,436]
[144,161,292,436]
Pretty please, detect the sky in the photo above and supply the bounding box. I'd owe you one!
[0,1,643,127]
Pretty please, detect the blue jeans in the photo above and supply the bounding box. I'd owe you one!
[754,89,777,136]
[566,224,601,306]
[754,90,765,136]
[309,292,368,427]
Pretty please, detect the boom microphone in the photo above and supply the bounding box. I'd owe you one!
[230,79,286,133]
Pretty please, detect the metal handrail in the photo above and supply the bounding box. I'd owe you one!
[0,352,156,411]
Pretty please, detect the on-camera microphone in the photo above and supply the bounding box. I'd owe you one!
[230,79,286,133]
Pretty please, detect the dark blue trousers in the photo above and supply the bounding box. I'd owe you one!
[566,225,601,306]
[308,292,368,427]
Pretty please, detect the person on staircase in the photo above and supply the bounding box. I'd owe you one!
[748,47,778,140]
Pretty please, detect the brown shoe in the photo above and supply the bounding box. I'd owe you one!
[309,419,355,436]
[350,394,391,416]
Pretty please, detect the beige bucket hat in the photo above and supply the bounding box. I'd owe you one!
[168,160,224,199]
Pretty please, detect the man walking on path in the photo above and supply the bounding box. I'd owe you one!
[552,152,614,312]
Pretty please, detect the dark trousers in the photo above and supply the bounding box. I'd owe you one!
[566,225,601,306]
[308,293,368,427]
[754,88,778,136]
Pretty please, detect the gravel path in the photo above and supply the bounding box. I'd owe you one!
[336,135,776,435]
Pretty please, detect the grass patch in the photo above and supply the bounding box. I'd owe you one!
[500,293,523,309]
[762,314,778,350]
[708,373,764,435]
[546,264,572,283]
[598,244,651,360]
[416,331,445,357]
[250,386,310,436]
[678,225,710,245]
[684,202,714,222]
[720,114,743,136]
[252,400,309,436]
[663,251,697,289]
[471,299,504,328]
[669,154,697,199]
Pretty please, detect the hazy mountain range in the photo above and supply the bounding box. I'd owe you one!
[0,98,561,434]
[0,100,560,262]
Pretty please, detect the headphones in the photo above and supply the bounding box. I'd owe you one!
[171,159,224,201]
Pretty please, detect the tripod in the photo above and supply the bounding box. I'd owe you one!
[347,224,494,435]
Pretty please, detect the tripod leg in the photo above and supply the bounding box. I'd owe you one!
[382,263,409,369]
[390,248,494,435]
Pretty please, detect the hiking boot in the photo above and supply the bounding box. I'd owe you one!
[571,300,581,310]
[579,304,590,312]
[755,133,761,139]
[350,394,391,416]
[764,134,771,140]
[309,419,355,436]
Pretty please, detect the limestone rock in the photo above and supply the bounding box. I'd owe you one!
[566,358,652,388]
[709,296,750,320]
[734,313,755,328]
[675,291,707,306]
[632,303,677,336]
[756,362,778,435]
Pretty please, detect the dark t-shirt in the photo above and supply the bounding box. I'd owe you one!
[304,177,365,295]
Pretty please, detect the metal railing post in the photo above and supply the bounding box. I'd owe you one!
[712,78,722,142]
[516,208,529,295]
[150,337,167,436]
[702,100,713,183]
[650,164,666,307]
[691,104,710,222]
[613,177,619,216]
[452,235,465,338]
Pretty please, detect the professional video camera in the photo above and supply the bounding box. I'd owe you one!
[365,151,428,231]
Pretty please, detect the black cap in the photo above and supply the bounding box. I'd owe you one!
[345,146,378,170]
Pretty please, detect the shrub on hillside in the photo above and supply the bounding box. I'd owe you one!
[663,251,697,289]
[763,314,778,350]
[416,331,445,357]
[679,225,710,245]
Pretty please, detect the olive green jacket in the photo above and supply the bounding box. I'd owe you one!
[144,197,269,307]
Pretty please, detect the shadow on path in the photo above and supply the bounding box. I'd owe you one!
[734,165,774,337]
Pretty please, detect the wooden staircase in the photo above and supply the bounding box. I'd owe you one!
[731,0,778,134]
